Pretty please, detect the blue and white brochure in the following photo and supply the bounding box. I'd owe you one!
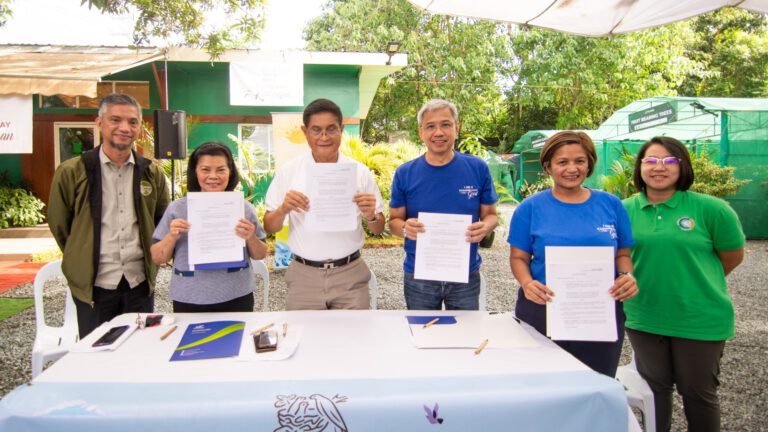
[170,321,245,361]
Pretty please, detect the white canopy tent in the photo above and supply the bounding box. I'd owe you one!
[408,0,768,36]
[0,45,165,97]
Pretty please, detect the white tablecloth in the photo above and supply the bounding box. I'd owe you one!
[1,310,635,431]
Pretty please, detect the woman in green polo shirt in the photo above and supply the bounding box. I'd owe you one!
[623,137,745,432]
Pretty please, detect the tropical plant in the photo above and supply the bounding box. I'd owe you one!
[228,133,272,203]
[340,134,425,237]
[519,175,553,200]
[602,146,638,198]
[0,186,45,228]
[495,182,518,204]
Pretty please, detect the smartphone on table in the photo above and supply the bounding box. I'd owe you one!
[92,325,130,347]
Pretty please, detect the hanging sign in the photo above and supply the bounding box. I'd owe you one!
[628,102,677,132]
[0,94,33,154]
[229,62,304,107]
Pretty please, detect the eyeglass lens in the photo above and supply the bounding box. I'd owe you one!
[643,157,679,165]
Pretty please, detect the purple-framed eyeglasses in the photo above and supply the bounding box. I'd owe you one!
[641,156,680,165]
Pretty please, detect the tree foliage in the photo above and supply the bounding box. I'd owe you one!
[304,0,512,144]
[503,25,696,150]
[0,0,10,27]
[80,0,267,58]
[677,9,768,98]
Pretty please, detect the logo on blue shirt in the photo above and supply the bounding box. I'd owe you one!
[596,224,617,239]
[458,186,478,199]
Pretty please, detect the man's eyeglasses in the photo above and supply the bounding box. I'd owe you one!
[642,156,680,166]
[308,127,341,137]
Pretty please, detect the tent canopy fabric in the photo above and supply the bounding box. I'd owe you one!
[0,45,164,97]
[408,0,768,36]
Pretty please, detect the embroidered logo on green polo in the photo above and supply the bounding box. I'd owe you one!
[140,180,153,196]
[677,217,694,231]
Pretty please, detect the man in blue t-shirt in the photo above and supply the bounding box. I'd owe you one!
[389,99,498,310]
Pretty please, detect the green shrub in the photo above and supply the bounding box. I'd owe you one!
[0,186,46,228]
[601,149,750,199]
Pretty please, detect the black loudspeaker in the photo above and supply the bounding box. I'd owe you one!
[153,110,187,159]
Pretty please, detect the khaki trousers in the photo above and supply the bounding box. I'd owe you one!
[284,257,371,310]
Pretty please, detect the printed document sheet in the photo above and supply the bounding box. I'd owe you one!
[187,192,244,266]
[414,212,471,283]
[545,246,617,342]
[304,163,357,231]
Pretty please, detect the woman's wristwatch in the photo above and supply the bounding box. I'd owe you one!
[366,213,379,224]
[616,271,635,280]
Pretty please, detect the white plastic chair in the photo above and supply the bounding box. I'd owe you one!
[251,259,270,311]
[369,269,378,310]
[616,354,656,432]
[31,259,79,378]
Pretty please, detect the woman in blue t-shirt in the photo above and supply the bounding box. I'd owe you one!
[507,131,637,377]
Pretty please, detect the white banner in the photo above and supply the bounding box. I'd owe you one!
[0,94,33,154]
[229,62,304,106]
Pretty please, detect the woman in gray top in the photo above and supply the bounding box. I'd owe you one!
[151,141,268,312]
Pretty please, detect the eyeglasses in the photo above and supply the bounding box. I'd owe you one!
[642,156,680,166]
[308,127,341,137]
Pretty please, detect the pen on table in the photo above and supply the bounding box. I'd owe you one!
[423,318,439,328]
[252,323,274,335]
[282,323,287,337]
[474,339,489,355]
[160,325,177,341]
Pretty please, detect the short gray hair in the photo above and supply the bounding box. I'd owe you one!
[417,99,458,126]
[98,93,142,122]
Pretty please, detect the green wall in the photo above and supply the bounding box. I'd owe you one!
[0,154,21,184]
[107,61,363,152]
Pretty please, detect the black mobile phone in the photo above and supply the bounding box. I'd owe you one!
[254,330,278,353]
[92,325,130,347]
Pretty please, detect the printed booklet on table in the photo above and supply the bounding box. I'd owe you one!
[170,321,245,361]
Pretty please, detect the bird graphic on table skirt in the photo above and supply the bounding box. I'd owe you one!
[424,403,444,424]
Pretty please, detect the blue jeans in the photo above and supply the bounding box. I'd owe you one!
[403,271,480,310]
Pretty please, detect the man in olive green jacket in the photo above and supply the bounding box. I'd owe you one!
[48,93,169,337]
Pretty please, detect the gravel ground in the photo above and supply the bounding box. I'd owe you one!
[1,234,766,431]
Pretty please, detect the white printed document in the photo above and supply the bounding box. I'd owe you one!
[414,212,471,283]
[304,163,357,232]
[187,192,245,266]
[545,246,617,342]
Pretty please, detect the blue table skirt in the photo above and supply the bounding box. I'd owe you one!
[0,371,626,432]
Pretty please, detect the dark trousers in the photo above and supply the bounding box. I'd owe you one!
[627,328,726,432]
[73,277,153,338]
[173,292,254,313]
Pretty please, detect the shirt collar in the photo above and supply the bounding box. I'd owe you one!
[640,189,682,209]
[99,145,135,167]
